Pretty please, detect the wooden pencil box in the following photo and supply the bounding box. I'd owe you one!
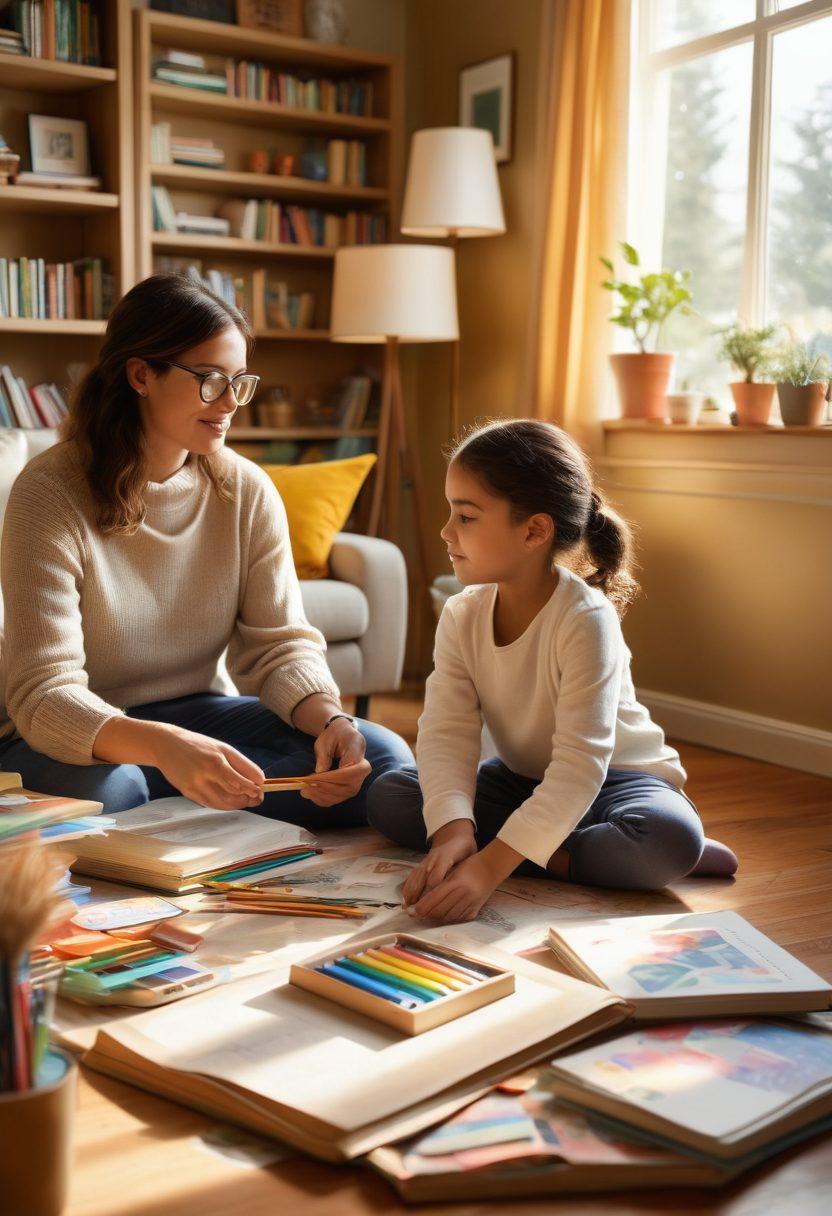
[289,933,515,1035]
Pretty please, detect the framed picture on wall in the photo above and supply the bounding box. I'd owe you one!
[28,115,90,177]
[458,52,515,165]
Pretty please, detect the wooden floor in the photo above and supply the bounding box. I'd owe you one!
[68,694,832,1216]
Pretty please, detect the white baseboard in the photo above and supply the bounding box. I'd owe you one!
[637,689,832,780]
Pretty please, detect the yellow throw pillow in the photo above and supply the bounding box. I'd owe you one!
[262,454,377,579]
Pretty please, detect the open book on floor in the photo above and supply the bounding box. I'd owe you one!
[546,911,832,1018]
[80,937,631,1162]
[547,1017,832,1160]
[69,797,316,893]
[366,1068,832,1202]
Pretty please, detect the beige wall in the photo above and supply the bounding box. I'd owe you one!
[403,0,546,583]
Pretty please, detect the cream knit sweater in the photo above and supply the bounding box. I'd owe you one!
[0,441,339,765]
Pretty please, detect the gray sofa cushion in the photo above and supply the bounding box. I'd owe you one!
[300,579,369,643]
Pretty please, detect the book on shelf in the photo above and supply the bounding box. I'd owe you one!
[152,50,227,93]
[548,1017,832,1162]
[321,139,366,188]
[334,374,373,429]
[78,939,630,1162]
[13,170,103,190]
[214,197,384,248]
[0,366,68,428]
[546,911,832,1019]
[223,60,374,119]
[174,213,230,236]
[247,268,315,330]
[0,28,24,54]
[0,256,112,321]
[151,122,225,169]
[8,0,101,65]
[68,797,316,893]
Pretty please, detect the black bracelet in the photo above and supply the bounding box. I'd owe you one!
[323,713,355,730]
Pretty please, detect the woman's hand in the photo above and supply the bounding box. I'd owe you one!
[150,724,265,810]
[300,717,370,807]
[402,821,477,907]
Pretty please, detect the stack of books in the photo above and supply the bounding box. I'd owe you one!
[151,122,225,170]
[0,366,68,428]
[225,61,373,117]
[0,255,112,320]
[8,0,101,64]
[151,186,230,237]
[152,49,227,94]
[0,26,24,54]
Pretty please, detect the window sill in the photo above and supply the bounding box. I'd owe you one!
[602,421,832,436]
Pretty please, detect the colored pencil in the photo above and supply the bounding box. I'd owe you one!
[381,944,478,985]
[399,943,496,980]
[366,947,468,991]
[351,952,453,996]
[337,958,441,1002]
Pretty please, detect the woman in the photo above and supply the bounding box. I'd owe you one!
[0,273,412,821]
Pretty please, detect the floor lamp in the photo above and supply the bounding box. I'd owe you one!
[400,127,506,439]
[330,244,459,620]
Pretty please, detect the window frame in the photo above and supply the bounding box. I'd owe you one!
[628,0,832,328]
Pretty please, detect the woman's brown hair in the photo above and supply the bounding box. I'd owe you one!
[64,272,254,534]
[451,419,639,615]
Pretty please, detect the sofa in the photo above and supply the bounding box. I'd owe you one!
[0,428,407,719]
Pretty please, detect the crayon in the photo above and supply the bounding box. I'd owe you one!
[352,951,453,996]
[318,962,422,1009]
[338,957,442,1002]
[382,944,478,985]
[367,947,469,991]
[399,943,495,980]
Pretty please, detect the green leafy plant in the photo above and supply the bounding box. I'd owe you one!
[600,242,693,354]
[773,339,831,386]
[717,324,777,383]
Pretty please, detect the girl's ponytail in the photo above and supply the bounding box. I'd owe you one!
[583,491,639,616]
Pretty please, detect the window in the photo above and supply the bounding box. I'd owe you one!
[629,1,832,395]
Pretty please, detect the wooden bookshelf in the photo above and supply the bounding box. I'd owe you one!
[134,7,403,474]
[0,0,134,390]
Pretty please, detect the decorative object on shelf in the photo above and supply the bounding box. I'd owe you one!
[304,0,348,45]
[238,0,303,35]
[697,395,733,426]
[331,244,458,639]
[150,0,234,20]
[299,146,329,182]
[601,241,692,422]
[271,152,296,176]
[666,391,704,426]
[256,385,295,428]
[773,339,831,427]
[401,126,505,437]
[248,150,271,175]
[28,115,91,179]
[717,323,777,426]
[0,136,20,185]
[459,53,515,165]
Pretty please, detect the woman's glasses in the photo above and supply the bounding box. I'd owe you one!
[159,361,260,407]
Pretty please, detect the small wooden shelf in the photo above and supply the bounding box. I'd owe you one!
[0,186,119,215]
[151,233,335,259]
[0,318,107,335]
[150,164,388,206]
[149,83,390,136]
[0,52,116,91]
[253,328,331,341]
[229,427,378,440]
[145,9,393,72]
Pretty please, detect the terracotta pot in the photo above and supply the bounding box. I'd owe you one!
[776,382,829,427]
[729,382,775,426]
[610,353,676,420]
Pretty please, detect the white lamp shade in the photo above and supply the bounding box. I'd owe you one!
[401,126,506,238]
[330,244,459,343]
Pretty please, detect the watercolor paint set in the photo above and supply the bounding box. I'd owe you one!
[290,934,515,1034]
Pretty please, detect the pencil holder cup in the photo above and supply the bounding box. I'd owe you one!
[0,1048,77,1216]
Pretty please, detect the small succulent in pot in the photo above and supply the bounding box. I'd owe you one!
[774,339,831,427]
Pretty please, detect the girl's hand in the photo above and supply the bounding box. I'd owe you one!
[301,718,370,806]
[151,725,265,810]
[409,851,497,924]
[402,821,477,907]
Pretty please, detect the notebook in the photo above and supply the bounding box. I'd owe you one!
[547,1018,832,1159]
[80,937,631,1162]
[546,911,832,1018]
[0,772,103,841]
[367,1070,832,1200]
[69,797,315,892]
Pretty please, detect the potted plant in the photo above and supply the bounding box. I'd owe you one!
[717,324,777,425]
[774,340,831,427]
[666,378,705,425]
[601,242,693,420]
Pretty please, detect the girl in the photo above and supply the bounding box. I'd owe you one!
[0,273,412,819]
[367,419,736,924]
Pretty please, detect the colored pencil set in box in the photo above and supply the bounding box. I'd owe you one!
[290,934,515,1035]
